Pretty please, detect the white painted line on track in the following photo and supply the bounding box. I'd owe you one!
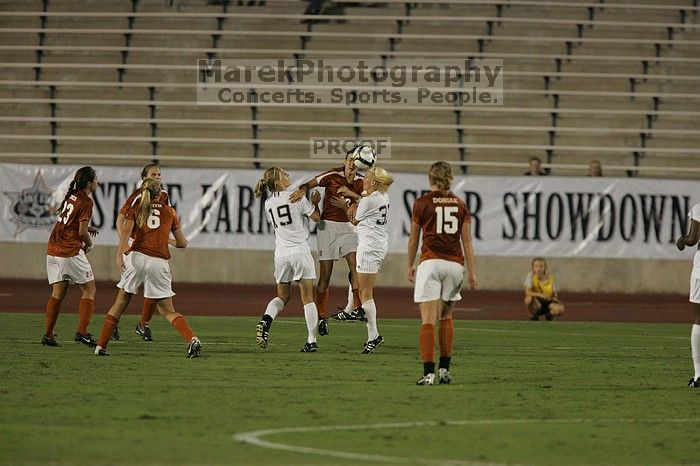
[234,418,696,465]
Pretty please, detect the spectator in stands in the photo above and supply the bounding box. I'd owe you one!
[524,156,547,176]
[588,159,603,177]
[525,257,564,321]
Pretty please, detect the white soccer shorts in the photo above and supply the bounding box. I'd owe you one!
[117,251,175,299]
[413,258,465,303]
[274,251,317,283]
[690,274,700,304]
[46,250,94,285]
[355,244,387,274]
[316,220,357,261]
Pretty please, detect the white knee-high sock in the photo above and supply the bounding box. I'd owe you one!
[304,302,319,343]
[344,284,353,312]
[363,299,378,340]
[692,324,700,378]
[264,297,285,320]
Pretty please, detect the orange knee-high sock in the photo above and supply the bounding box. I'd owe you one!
[317,289,329,319]
[98,314,119,348]
[351,289,362,308]
[439,318,454,357]
[140,298,157,326]
[44,296,62,337]
[171,314,195,342]
[77,298,94,335]
[419,323,435,363]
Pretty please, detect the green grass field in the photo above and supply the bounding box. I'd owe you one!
[1,312,699,465]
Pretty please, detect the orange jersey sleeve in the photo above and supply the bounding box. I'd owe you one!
[316,167,364,222]
[47,191,93,258]
[412,191,470,264]
[125,201,178,260]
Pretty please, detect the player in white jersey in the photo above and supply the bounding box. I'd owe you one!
[254,167,323,352]
[676,201,700,388]
[331,166,394,353]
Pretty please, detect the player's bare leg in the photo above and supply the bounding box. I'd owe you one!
[316,260,334,335]
[690,303,700,387]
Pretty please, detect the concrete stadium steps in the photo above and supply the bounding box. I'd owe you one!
[478,38,568,55]
[0,32,40,46]
[133,17,218,31]
[560,59,654,75]
[44,32,124,47]
[0,102,50,118]
[0,15,41,28]
[553,95,656,111]
[654,117,700,131]
[573,42,694,58]
[217,35,299,50]
[39,66,119,81]
[0,121,50,136]
[56,102,150,119]
[157,140,245,158]
[48,0,133,12]
[42,50,123,64]
[359,125,457,143]
[556,113,647,129]
[130,33,213,49]
[126,51,208,66]
[304,36,389,52]
[498,5,591,21]
[54,122,151,138]
[55,140,153,155]
[155,104,251,120]
[490,23,581,39]
[44,16,128,29]
[54,87,151,101]
[255,106,355,122]
[553,133,642,150]
[156,123,252,139]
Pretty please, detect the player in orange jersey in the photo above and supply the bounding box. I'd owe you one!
[407,161,477,385]
[289,149,365,336]
[42,166,100,347]
[110,163,171,342]
[94,179,201,358]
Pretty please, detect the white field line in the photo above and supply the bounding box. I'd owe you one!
[234,418,697,465]
[269,319,688,341]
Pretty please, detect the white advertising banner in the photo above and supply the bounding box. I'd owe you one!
[1,163,696,259]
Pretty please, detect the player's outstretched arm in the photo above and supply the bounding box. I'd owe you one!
[289,178,319,203]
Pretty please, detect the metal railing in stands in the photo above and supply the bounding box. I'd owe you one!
[2,115,699,138]
[1,134,697,157]
[1,11,699,31]
[0,151,697,175]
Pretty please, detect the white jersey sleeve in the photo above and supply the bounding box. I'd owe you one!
[524,272,533,289]
[689,202,700,222]
[355,192,389,251]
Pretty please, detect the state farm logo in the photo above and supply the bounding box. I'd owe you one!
[3,172,58,235]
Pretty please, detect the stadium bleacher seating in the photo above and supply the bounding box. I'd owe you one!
[0,0,698,177]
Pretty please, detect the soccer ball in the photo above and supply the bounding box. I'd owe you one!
[351,145,377,170]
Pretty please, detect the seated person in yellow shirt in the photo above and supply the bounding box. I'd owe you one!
[524,257,565,321]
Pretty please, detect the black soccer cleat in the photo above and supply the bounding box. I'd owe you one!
[300,341,318,353]
[41,335,60,347]
[135,323,153,341]
[332,310,357,321]
[74,332,98,347]
[362,334,384,354]
[187,337,202,358]
[110,326,121,341]
[318,318,329,336]
[438,368,452,384]
[545,311,553,321]
[256,320,270,349]
[689,377,700,388]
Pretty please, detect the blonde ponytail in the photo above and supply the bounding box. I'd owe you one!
[368,166,394,194]
[254,167,284,198]
[135,179,159,228]
[429,161,453,191]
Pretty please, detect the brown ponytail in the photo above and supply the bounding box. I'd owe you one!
[59,166,95,212]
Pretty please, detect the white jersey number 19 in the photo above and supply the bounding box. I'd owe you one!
[268,204,292,228]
